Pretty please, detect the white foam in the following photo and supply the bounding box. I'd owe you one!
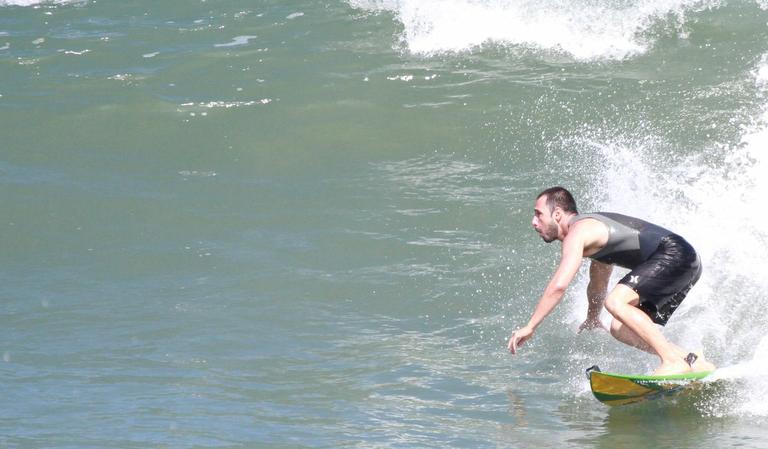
[349,0,722,60]
[59,49,89,55]
[179,99,272,109]
[756,57,768,86]
[698,55,768,416]
[214,35,258,48]
[561,53,768,416]
[178,170,217,179]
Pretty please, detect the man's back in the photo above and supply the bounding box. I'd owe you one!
[572,212,675,269]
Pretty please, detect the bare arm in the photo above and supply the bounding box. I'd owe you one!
[578,260,612,332]
[508,232,585,354]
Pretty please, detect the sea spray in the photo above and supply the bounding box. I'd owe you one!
[552,51,768,417]
[349,0,724,60]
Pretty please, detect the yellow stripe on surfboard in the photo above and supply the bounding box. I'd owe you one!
[587,367,714,406]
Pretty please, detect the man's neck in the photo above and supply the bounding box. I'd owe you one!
[560,212,578,239]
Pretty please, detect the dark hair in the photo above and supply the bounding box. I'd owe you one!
[537,186,578,214]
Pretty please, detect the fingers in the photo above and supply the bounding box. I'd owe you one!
[508,330,528,354]
[507,332,519,354]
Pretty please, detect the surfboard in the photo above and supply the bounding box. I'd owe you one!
[586,365,714,406]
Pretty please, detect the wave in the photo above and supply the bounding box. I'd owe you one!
[556,52,768,416]
[349,0,724,60]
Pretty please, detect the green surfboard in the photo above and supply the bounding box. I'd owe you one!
[586,365,714,406]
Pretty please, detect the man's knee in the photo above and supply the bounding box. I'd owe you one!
[604,285,639,317]
[604,295,622,316]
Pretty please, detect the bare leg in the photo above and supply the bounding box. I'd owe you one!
[611,318,716,372]
[611,319,688,357]
[604,284,691,375]
[610,319,654,354]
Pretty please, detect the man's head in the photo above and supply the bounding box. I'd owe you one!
[532,187,578,242]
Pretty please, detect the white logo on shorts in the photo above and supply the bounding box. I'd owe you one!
[629,275,640,284]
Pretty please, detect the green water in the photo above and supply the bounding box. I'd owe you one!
[2,0,768,447]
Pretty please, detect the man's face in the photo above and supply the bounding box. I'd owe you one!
[532,195,559,243]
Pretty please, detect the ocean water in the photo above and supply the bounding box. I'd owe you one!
[2,0,768,447]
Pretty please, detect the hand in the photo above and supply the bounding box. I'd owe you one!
[577,317,606,334]
[508,326,534,354]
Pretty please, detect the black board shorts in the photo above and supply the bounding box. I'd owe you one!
[618,234,702,326]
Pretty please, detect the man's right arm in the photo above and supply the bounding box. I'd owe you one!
[508,226,586,353]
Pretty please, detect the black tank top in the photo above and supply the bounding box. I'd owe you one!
[571,212,675,269]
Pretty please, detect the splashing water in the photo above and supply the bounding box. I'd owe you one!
[553,53,768,417]
[350,0,724,60]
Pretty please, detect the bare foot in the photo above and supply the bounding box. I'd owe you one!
[691,352,716,372]
[653,359,692,376]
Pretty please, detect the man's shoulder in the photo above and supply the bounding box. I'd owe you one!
[576,211,626,220]
[571,213,608,228]
[576,211,652,228]
[567,214,611,246]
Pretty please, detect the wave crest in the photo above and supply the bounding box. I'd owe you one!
[350,0,723,60]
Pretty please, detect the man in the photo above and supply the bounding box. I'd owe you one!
[507,186,714,375]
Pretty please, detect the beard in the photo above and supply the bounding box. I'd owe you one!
[539,221,559,243]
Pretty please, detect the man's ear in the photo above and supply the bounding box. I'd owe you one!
[552,207,562,221]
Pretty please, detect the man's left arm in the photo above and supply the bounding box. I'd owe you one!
[578,260,612,333]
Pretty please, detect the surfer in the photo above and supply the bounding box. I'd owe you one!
[507,186,715,375]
